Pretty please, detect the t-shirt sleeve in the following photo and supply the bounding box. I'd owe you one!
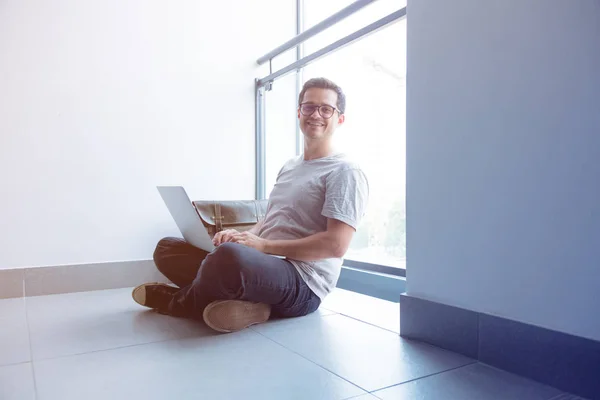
[321,168,369,230]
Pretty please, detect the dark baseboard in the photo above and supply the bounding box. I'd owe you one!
[400,293,600,400]
[337,266,406,302]
[399,293,479,359]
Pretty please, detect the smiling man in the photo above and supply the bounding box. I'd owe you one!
[132,77,369,333]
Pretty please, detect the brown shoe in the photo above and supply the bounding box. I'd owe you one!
[202,300,271,333]
[132,282,178,313]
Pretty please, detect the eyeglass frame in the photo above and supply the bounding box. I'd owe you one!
[298,102,342,119]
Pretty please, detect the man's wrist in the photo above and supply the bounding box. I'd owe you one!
[262,239,275,255]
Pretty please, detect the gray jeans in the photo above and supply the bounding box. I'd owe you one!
[152,237,321,320]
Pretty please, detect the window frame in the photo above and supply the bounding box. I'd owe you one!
[255,0,408,293]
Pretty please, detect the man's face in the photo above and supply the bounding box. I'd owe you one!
[298,88,345,140]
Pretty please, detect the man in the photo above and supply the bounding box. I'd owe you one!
[132,77,369,333]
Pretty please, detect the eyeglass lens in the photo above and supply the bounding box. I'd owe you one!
[301,104,335,118]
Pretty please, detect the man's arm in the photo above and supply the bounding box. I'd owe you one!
[234,218,355,262]
[248,218,264,236]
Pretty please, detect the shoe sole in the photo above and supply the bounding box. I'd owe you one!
[203,300,271,333]
[131,282,169,308]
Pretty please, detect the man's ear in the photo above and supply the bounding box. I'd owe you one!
[337,113,345,126]
[297,108,301,119]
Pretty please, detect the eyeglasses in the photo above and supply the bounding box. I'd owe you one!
[299,103,341,119]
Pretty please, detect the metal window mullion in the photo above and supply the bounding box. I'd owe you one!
[255,80,266,200]
[257,7,406,87]
[256,0,378,65]
[295,0,304,157]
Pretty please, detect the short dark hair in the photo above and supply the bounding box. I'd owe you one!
[298,77,346,115]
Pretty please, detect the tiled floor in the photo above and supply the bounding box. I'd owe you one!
[0,288,583,400]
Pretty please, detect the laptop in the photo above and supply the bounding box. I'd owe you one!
[157,186,284,258]
[157,186,216,252]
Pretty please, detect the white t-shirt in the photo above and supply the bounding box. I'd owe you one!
[257,153,369,300]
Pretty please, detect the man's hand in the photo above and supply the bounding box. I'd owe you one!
[212,229,241,246]
[231,231,267,253]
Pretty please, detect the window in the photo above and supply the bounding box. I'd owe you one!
[256,0,407,274]
[302,18,407,269]
[264,72,299,196]
[303,0,406,53]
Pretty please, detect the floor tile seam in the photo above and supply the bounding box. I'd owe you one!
[476,361,580,398]
[19,312,339,366]
[250,327,371,394]
[367,361,479,394]
[25,335,191,364]
[318,309,340,317]
[22,286,39,400]
[0,360,34,368]
[342,393,383,400]
[326,311,400,335]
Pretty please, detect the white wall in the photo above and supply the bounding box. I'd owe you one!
[406,0,600,341]
[0,0,294,269]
